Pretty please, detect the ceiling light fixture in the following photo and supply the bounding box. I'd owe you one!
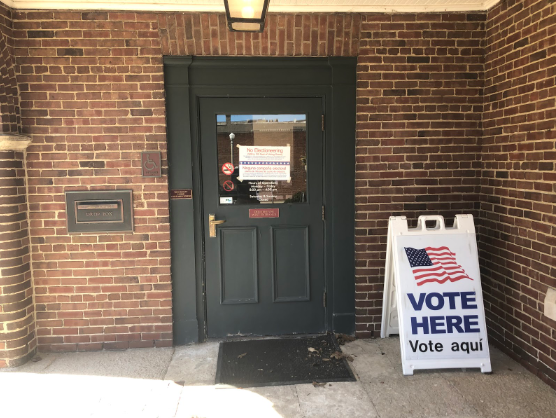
[224,0,270,32]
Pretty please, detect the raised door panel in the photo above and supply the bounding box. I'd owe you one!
[271,225,310,302]
[219,227,258,304]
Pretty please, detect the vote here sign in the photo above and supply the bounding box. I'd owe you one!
[390,215,491,375]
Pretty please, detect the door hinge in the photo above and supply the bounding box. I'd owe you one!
[321,115,325,132]
[322,205,325,221]
[323,291,327,308]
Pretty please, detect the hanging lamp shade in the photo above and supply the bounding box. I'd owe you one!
[224,0,270,32]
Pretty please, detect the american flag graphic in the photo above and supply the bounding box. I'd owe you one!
[404,246,473,286]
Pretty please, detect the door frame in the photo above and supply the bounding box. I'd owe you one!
[164,56,356,344]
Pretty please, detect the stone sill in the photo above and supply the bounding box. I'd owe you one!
[0,134,33,151]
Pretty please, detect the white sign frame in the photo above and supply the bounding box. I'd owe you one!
[382,214,492,375]
[381,217,400,338]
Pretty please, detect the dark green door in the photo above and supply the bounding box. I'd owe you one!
[200,97,325,338]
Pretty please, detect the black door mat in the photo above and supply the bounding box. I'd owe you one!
[215,334,356,387]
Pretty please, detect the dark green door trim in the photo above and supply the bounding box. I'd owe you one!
[164,56,356,344]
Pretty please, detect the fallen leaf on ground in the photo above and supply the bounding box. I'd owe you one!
[308,347,317,353]
[237,353,247,359]
[336,333,356,345]
[312,381,326,387]
[330,351,343,359]
[330,351,354,362]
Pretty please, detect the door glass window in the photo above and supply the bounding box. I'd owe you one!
[216,114,308,205]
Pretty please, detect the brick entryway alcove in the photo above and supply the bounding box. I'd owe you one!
[0,133,36,368]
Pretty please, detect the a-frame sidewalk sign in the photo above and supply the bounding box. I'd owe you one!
[381,214,492,375]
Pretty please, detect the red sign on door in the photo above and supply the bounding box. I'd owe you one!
[249,208,279,218]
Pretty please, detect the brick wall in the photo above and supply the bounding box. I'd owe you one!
[11,10,359,352]
[354,12,485,337]
[482,0,556,389]
[157,13,360,56]
[0,149,36,367]
[13,10,173,351]
[0,2,20,133]
[4,2,556,390]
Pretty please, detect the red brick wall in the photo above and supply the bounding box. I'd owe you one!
[11,10,359,352]
[355,12,485,337]
[0,2,20,133]
[6,4,556,391]
[482,0,556,389]
[157,13,360,56]
[0,150,36,368]
[13,10,172,351]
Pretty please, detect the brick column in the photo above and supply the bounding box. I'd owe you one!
[0,134,35,368]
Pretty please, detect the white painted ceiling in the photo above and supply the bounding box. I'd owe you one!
[3,0,500,12]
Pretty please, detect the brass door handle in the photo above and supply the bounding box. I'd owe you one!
[209,214,226,237]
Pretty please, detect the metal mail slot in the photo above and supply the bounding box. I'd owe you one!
[65,190,133,234]
[75,200,123,224]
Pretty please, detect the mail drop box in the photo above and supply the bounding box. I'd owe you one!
[65,190,133,233]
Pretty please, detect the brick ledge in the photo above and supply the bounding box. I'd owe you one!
[0,134,32,151]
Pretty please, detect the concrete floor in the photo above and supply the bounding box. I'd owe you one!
[1,337,555,418]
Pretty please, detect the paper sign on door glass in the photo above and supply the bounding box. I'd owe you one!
[238,145,291,182]
[216,114,307,205]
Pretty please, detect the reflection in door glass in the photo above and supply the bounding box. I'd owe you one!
[216,114,307,205]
